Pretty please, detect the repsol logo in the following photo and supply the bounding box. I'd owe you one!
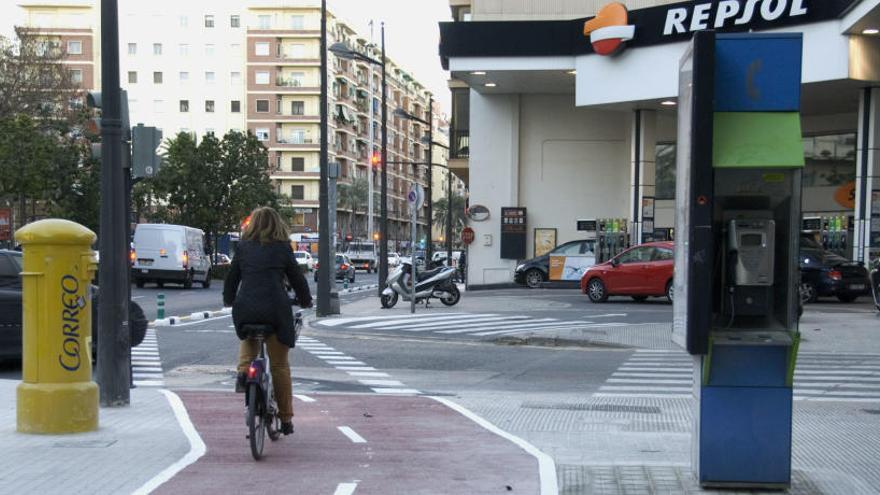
[663,0,807,36]
[59,275,84,372]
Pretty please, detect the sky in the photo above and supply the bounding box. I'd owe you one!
[0,0,453,114]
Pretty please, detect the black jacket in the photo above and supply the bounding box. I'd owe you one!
[223,240,312,347]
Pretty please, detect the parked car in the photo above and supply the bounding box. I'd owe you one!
[313,254,356,283]
[800,234,870,303]
[213,253,232,266]
[580,242,675,303]
[131,224,212,289]
[388,252,402,268]
[293,251,314,272]
[0,249,147,362]
[515,239,596,288]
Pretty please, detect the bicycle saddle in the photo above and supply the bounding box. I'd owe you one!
[242,323,274,337]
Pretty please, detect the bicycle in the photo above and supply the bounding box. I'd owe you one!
[243,308,303,460]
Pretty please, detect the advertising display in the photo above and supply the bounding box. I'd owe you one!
[533,228,557,257]
[500,207,527,259]
[548,253,595,281]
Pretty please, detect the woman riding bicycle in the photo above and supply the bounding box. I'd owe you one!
[223,206,312,436]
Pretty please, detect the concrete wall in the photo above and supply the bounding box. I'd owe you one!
[518,95,630,256]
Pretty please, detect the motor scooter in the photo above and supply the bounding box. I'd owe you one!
[381,258,460,309]
[871,259,880,312]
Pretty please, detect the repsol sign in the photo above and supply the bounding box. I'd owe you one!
[59,274,85,372]
[663,0,808,35]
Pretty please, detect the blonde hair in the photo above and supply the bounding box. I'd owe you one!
[242,207,290,245]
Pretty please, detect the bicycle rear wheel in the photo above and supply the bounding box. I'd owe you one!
[248,383,266,460]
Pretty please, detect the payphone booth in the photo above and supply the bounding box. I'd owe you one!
[673,32,803,489]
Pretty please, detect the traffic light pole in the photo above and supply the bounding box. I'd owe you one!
[317,0,332,316]
[97,0,130,407]
[378,24,389,295]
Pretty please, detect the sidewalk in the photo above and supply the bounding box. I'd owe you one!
[0,379,191,495]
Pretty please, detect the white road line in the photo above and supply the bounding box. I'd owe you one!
[593,393,692,399]
[348,371,390,377]
[430,397,558,495]
[327,361,367,366]
[796,370,878,375]
[620,367,691,372]
[371,388,421,394]
[607,378,692,385]
[132,390,206,495]
[438,319,561,334]
[358,379,404,387]
[335,366,377,371]
[613,373,692,378]
[293,394,316,403]
[337,426,367,443]
[318,313,469,327]
[350,313,488,329]
[334,483,358,495]
[389,315,532,332]
[793,376,880,382]
[316,355,356,360]
[133,367,163,372]
[795,397,880,402]
[635,349,683,353]
[796,383,880,389]
[590,313,627,318]
[471,323,601,337]
[600,385,692,392]
[133,380,166,386]
[309,351,346,355]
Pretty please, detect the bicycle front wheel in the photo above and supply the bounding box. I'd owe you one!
[248,383,266,460]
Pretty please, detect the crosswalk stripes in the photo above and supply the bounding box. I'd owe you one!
[594,349,880,402]
[315,312,645,338]
[132,328,165,387]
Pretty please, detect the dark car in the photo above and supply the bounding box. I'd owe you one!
[0,249,147,361]
[514,240,596,288]
[579,242,675,303]
[313,254,356,283]
[800,235,870,303]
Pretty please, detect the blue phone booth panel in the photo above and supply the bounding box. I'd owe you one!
[700,386,792,485]
[714,33,803,113]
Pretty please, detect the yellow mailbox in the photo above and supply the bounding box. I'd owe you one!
[15,219,99,433]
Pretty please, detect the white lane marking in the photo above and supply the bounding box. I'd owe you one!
[350,314,488,329]
[349,372,391,377]
[132,390,207,495]
[309,351,346,355]
[371,388,421,394]
[796,370,878,375]
[387,315,529,331]
[430,397,558,495]
[133,372,165,379]
[131,296,144,300]
[793,376,880,382]
[299,345,335,350]
[795,397,880,402]
[614,373,691,378]
[796,383,880,389]
[594,393,692,399]
[133,380,166,386]
[607,378,691,385]
[358,379,404,387]
[589,313,627,318]
[318,313,470,327]
[327,361,367,366]
[335,366,377,371]
[620,367,690,372]
[435,318,561,334]
[293,394,316,403]
[334,483,358,495]
[635,349,683,353]
[600,385,692,392]
[471,323,605,337]
[134,367,164,373]
[337,426,367,443]
[316,355,356,361]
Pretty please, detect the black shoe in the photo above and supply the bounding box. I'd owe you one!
[235,372,246,393]
[281,421,294,435]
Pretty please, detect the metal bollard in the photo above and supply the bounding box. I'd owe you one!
[15,219,98,433]
[157,293,165,320]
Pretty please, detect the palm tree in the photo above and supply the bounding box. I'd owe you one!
[432,193,468,240]
[337,176,369,237]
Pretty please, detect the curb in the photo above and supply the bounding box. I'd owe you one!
[338,283,379,296]
[493,335,630,349]
[152,307,232,327]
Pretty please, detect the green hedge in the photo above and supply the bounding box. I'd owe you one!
[211,264,233,280]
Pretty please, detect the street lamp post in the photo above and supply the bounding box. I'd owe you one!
[329,26,388,296]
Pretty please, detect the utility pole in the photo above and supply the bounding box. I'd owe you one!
[367,21,375,248]
[425,97,434,262]
[317,0,332,316]
[378,23,389,293]
[97,0,130,406]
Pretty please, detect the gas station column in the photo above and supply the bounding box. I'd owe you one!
[630,110,657,244]
[854,87,879,264]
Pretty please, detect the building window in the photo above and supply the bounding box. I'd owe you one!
[230,43,241,55]
[153,43,162,55]
[291,71,305,86]
[153,71,163,84]
[231,100,241,113]
[179,43,189,56]
[206,128,215,137]
[127,43,136,55]
[204,15,214,28]
[205,100,215,113]
[255,128,270,141]
[153,100,164,113]
[230,71,241,84]
[204,44,214,56]
[179,15,188,27]
[258,15,271,29]
[179,100,189,112]
[291,101,304,115]
[655,143,676,200]
[230,15,240,28]
[290,15,304,30]
[256,99,269,113]
[205,71,215,83]
[255,71,270,85]
[67,41,82,55]
[255,42,270,56]
[291,157,304,172]
[127,71,137,83]
[290,185,304,200]
[179,71,189,81]
[276,99,283,114]
[69,69,83,85]
[289,44,304,58]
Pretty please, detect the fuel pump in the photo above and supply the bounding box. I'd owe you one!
[673,32,804,489]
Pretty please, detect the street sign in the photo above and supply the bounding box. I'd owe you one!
[131,124,163,178]
[407,184,425,209]
[461,227,475,245]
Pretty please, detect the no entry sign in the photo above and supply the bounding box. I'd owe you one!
[461,227,475,245]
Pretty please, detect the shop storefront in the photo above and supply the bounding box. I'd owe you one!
[440,0,880,289]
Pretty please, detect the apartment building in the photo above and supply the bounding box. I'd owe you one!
[442,0,880,288]
[15,0,436,244]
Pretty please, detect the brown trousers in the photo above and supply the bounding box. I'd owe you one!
[237,334,293,421]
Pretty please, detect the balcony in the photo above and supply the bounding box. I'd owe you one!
[450,130,469,159]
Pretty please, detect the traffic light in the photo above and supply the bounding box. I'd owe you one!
[87,89,133,158]
[370,151,381,170]
[373,232,379,241]
[131,124,163,178]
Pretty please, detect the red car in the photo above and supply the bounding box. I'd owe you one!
[580,242,675,303]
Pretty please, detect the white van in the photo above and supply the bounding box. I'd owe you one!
[131,224,212,289]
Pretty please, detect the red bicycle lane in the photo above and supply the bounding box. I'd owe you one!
[155,391,550,495]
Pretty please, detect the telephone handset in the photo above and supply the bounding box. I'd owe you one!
[728,218,775,287]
